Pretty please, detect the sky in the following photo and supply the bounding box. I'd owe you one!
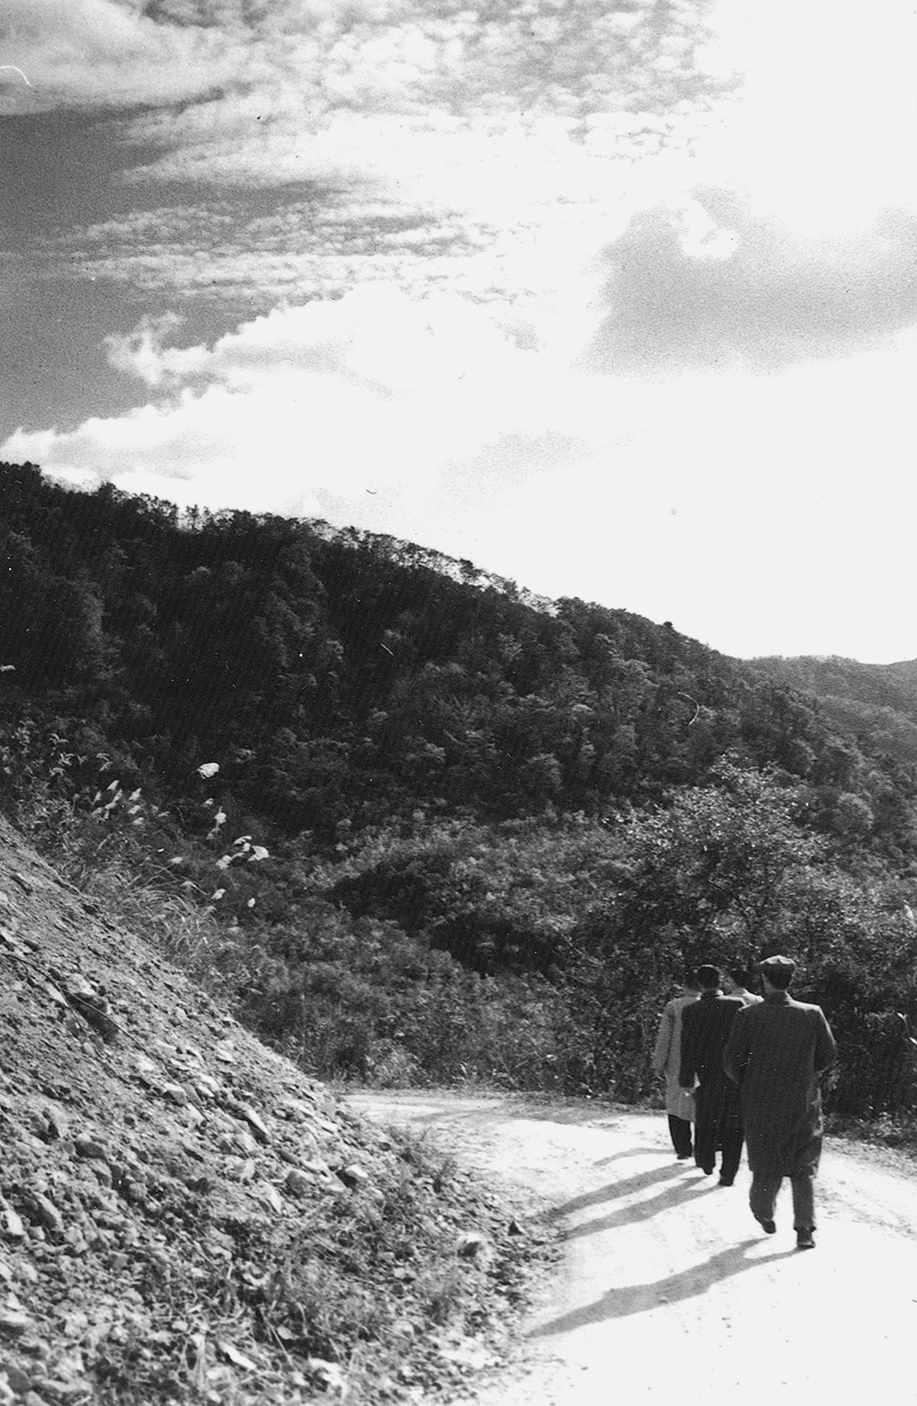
[2,0,917,664]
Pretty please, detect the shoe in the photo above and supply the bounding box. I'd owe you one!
[698,1165,714,1175]
[718,1177,734,1187]
[755,1217,777,1234]
[796,1229,815,1250]
[676,1153,692,1161]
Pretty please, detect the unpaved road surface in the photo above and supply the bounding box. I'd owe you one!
[346,1091,917,1406]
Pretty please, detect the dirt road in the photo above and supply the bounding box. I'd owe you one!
[345,1090,917,1405]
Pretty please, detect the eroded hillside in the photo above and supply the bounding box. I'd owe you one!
[0,816,543,1405]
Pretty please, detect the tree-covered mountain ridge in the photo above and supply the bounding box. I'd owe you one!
[4,460,917,1130]
[747,654,917,769]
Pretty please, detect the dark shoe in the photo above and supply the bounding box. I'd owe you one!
[718,1177,734,1187]
[698,1166,714,1175]
[755,1217,777,1234]
[796,1229,815,1250]
[676,1153,692,1161]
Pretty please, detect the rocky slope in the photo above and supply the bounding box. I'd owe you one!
[0,815,544,1405]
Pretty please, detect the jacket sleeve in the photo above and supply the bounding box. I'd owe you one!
[723,1009,748,1086]
[814,1008,837,1075]
[652,1004,672,1075]
[678,1006,696,1089]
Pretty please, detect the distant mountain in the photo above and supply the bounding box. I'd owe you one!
[744,654,917,765]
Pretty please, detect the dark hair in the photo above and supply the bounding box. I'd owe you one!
[763,965,793,990]
[695,964,722,990]
[727,966,755,988]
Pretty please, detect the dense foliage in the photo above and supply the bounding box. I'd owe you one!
[4,461,917,1125]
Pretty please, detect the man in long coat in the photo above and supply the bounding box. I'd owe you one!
[652,977,700,1159]
[678,965,745,1184]
[724,955,837,1250]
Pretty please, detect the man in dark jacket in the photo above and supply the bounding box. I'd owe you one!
[724,955,837,1250]
[679,965,745,1185]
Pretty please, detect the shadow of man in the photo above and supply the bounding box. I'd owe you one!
[544,1160,693,1223]
[532,1240,796,1336]
[565,1172,718,1241]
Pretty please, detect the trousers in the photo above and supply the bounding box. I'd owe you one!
[667,1114,693,1157]
[694,1125,744,1182]
[749,1167,816,1230]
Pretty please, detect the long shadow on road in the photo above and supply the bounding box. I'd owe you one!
[543,1161,694,1223]
[532,1240,797,1334]
[564,1173,719,1240]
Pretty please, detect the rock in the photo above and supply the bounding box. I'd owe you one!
[217,1129,258,1157]
[283,1169,312,1198]
[0,1196,26,1239]
[0,1309,33,1334]
[335,1164,369,1190]
[306,1359,347,1395]
[253,1182,284,1215]
[224,1100,270,1144]
[22,1190,65,1240]
[1,1362,33,1394]
[73,1138,107,1161]
[456,1231,493,1263]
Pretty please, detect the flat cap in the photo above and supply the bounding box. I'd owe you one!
[757,954,796,974]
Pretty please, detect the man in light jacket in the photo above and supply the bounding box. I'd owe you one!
[652,976,700,1160]
[724,955,837,1250]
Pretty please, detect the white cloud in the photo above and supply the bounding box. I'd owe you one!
[0,0,254,112]
[1,287,551,509]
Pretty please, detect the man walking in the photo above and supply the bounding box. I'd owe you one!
[724,955,837,1250]
[652,976,700,1160]
[679,965,745,1185]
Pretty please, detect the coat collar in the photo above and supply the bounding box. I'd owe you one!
[700,989,724,1000]
[764,990,791,1004]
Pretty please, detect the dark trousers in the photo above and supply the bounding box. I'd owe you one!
[749,1167,816,1231]
[667,1114,693,1158]
[694,1125,744,1182]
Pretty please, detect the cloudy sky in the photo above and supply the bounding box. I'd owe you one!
[2,0,917,662]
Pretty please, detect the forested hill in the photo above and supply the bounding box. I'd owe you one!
[2,459,912,855]
[747,654,917,768]
[4,460,917,1124]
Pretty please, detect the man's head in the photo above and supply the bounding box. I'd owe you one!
[758,955,796,991]
[724,966,755,993]
[694,964,722,991]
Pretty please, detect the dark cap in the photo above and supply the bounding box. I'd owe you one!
[757,955,796,975]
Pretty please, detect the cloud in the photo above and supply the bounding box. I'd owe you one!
[581,195,917,374]
[0,0,255,112]
[0,286,550,510]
